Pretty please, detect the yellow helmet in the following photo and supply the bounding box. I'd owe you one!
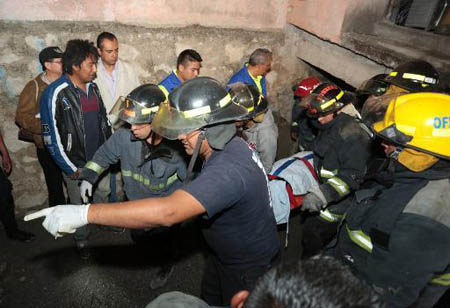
[373,92,450,160]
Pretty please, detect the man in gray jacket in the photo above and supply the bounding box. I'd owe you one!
[229,82,278,172]
[79,84,187,288]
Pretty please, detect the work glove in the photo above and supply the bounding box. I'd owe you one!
[301,187,328,213]
[24,204,90,238]
[80,180,93,204]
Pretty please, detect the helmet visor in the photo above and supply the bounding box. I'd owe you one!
[151,103,210,140]
[152,98,248,140]
[372,97,413,146]
[110,96,159,125]
[357,79,389,97]
[361,93,404,126]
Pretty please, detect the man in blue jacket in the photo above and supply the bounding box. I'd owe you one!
[227,48,272,97]
[40,39,112,259]
[158,49,202,98]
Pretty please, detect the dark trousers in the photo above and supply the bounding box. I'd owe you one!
[36,147,66,206]
[130,223,181,262]
[301,215,339,259]
[201,253,279,306]
[0,170,18,234]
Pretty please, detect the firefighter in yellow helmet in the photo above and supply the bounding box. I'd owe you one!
[359,60,444,127]
[328,92,450,307]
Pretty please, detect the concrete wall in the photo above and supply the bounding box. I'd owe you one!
[287,0,359,43]
[0,20,305,210]
[287,0,450,73]
[0,0,287,30]
[286,24,388,88]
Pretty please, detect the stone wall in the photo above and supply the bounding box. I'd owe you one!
[0,20,306,210]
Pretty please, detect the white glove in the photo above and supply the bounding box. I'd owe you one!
[24,204,90,238]
[301,186,328,213]
[80,180,93,204]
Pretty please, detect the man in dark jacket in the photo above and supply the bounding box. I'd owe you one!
[40,39,112,259]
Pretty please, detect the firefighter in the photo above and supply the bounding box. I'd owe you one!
[359,60,442,126]
[299,82,373,258]
[291,76,322,150]
[329,92,450,307]
[78,84,187,288]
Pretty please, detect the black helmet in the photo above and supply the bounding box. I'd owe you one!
[152,77,248,140]
[228,82,268,120]
[302,82,356,118]
[383,60,439,92]
[110,84,166,124]
[357,74,390,97]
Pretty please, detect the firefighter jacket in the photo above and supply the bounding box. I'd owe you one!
[313,113,372,204]
[40,74,112,175]
[332,160,450,307]
[291,99,316,151]
[80,128,187,200]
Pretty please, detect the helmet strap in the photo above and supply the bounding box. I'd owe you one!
[388,146,403,160]
[184,130,206,184]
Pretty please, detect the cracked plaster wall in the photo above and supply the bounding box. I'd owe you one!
[0,20,306,210]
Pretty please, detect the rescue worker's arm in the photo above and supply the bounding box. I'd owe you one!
[368,214,450,307]
[89,190,204,228]
[24,189,206,237]
[290,102,304,140]
[80,129,124,184]
[320,126,372,203]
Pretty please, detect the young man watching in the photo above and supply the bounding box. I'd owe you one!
[95,32,140,203]
[39,39,112,259]
[158,49,202,98]
[95,31,140,127]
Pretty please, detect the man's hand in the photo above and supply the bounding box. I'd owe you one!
[24,204,90,238]
[1,154,12,175]
[68,169,80,180]
[301,188,328,213]
[80,180,93,204]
